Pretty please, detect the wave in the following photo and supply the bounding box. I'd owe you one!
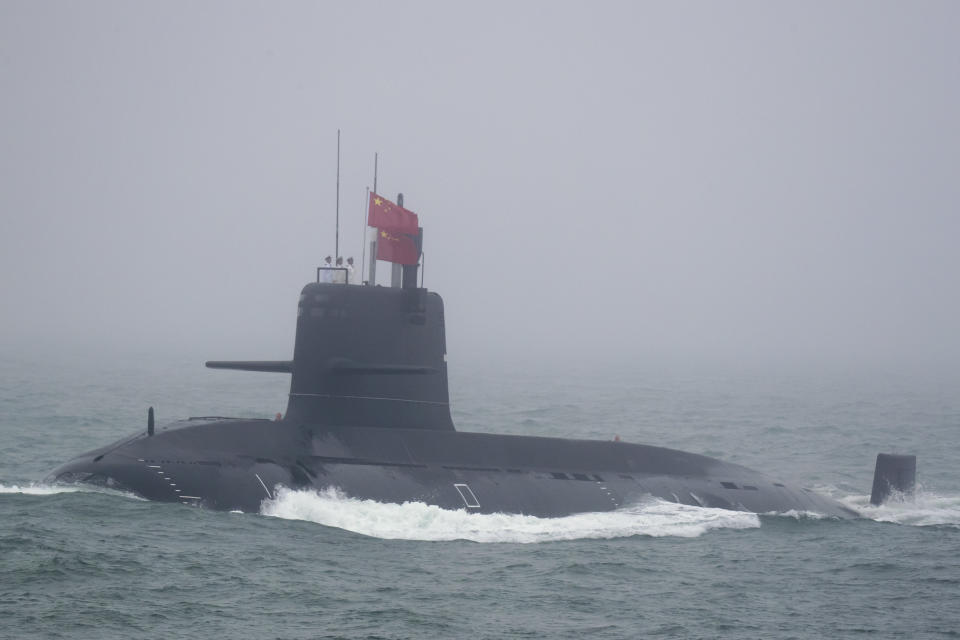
[0,482,88,495]
[763,509,833,520]
[840,489,960,528]
[761,484,960,527]
[260,486,760,543]
[0,482,143,500]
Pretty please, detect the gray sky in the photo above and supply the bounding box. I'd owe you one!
[1,1,958,370]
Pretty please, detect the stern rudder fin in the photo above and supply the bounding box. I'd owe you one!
[870,453,916,505]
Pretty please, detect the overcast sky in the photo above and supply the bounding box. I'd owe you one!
[1,1,958,371]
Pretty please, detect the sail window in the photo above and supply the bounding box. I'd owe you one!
[720,481,739,489]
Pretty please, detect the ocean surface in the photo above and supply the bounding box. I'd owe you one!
[1,350,959,639]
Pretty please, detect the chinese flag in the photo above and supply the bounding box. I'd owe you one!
[376,229,419,265]
[368,192,419,234]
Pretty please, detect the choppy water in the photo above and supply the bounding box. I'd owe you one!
[2,351,959,639]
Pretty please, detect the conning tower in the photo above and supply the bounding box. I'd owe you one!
[206,278,452,429]
[285,282,453,429]
[207,187,445,429]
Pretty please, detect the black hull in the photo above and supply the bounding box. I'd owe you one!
[50,281,865,520]
[50,417,859,518]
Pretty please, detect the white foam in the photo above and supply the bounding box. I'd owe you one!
[260,487,760,543]
[0,482,87,495]
[841,489,960,528]
[0,482,144,500]
[764,509,831,520]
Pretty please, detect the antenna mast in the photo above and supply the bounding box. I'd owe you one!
[335,129,341,261]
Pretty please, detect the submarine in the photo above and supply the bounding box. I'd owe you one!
[49,195,915,519]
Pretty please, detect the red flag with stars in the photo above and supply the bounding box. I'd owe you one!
[368,192,419,234]
[375,228,419,265]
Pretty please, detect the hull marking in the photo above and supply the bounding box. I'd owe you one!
[453,483,480,508]
[254,473,273,499]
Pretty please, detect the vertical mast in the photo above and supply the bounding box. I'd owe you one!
[335,129,341,261]
[360,187,369,284]
[391,193,403,287]
[367,152,379,286]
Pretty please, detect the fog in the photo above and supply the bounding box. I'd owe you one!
[2,2,958,372]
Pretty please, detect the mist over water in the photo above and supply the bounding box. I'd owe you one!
[2,2,959,371]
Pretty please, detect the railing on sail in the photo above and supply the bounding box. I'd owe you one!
[316,267,357,285]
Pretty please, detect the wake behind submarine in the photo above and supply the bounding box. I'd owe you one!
[50,192,915,518]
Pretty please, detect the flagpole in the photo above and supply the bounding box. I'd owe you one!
[391,193,403,287]
[360,187,369,284]
[368,152,379,286]
[335,129,341,261]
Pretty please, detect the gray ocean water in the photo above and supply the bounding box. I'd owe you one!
[1,350,959,639]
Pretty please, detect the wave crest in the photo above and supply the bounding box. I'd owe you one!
[260,486,760,543]
[0,483,88,495]
[841,489,960,528]
[0,482,143,501]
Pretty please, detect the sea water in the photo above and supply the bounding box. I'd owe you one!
[1,351,958,639]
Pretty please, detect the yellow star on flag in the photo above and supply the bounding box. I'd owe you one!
[374,197,383,206]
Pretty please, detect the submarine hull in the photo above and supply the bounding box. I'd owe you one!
[49,417,859,518]
[50,281,863,519]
